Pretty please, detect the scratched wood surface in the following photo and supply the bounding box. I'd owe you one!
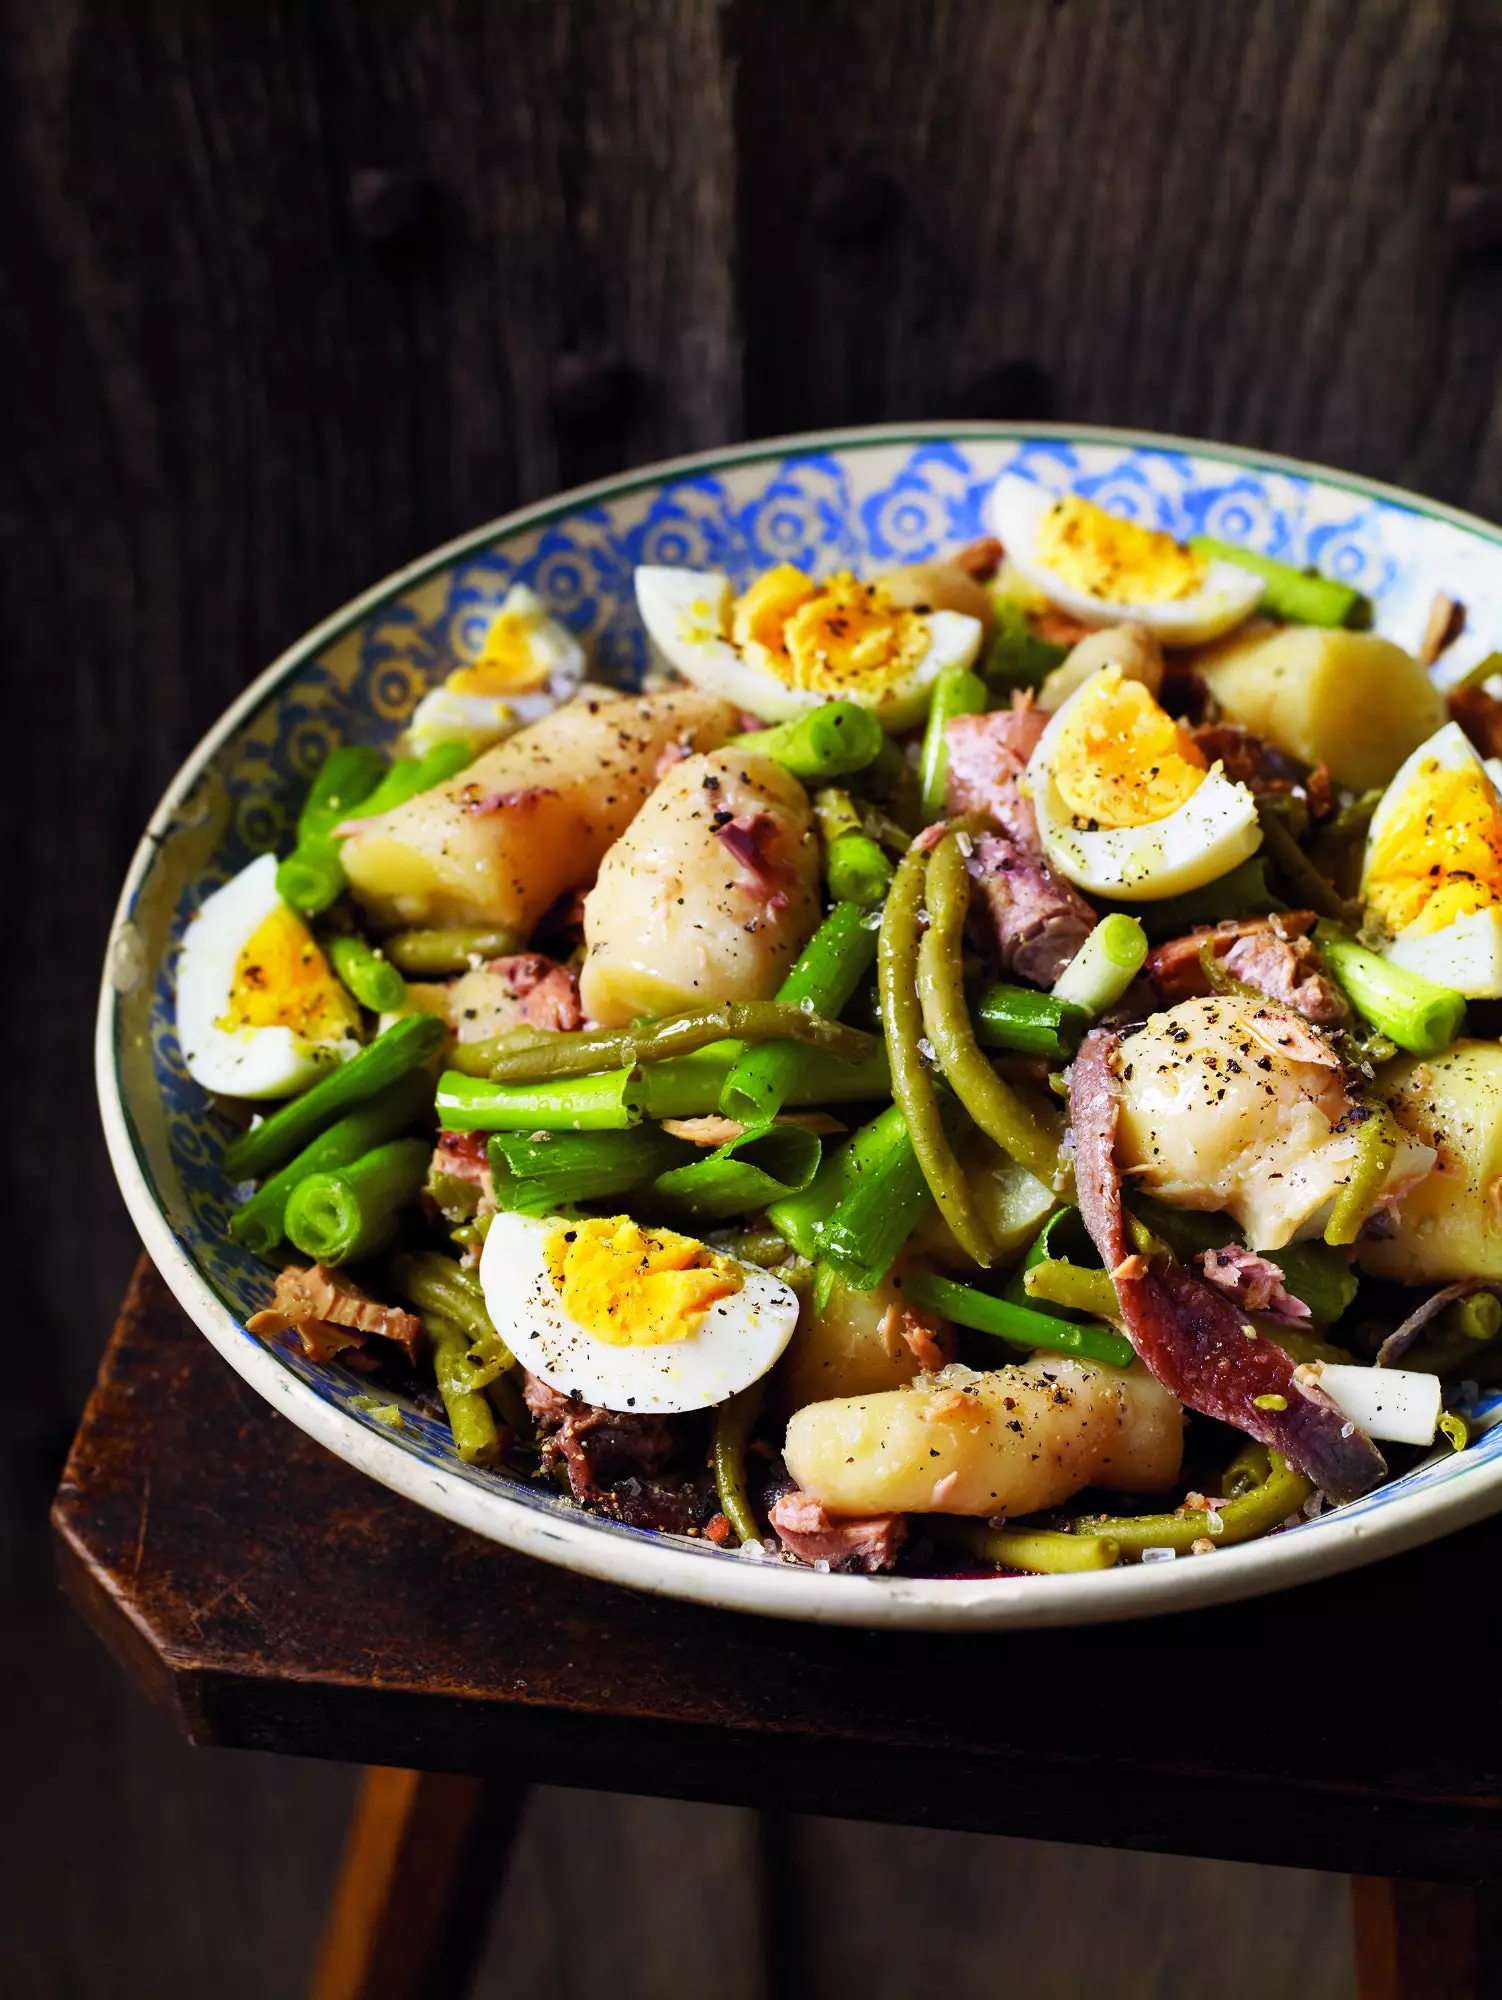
[10,0,1502,1993]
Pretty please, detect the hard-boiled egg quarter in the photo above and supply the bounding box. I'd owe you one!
[1364,720,1502,997]
[987,477,1263,646]
[635,563,983,732]
[480,1211,799,1415]
[407,583,586,757]
[1026,665,1262,900]
[176,853,360,1099]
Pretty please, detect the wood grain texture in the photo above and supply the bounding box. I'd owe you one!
[1352,1877,1483,2000]
[734,0,1502,517]
[51,1261,1502,1888]
[14,3,1502,1994]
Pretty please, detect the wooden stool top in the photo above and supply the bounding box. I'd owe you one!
[54,1257,1502,1884]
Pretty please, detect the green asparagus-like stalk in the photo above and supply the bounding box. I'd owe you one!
[223,1013,446,1181]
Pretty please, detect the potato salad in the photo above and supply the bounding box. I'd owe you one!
[182,488,1502,1576]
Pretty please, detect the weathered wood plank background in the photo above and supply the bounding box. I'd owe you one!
[6,0,1499,1991]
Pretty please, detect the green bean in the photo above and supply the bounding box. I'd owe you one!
[435,1068,643,1132]
[918,666,988,820]
[344,738,474,821]
[1269,1241,1358,1326]
[1318,933,1466,1056]
[1445,1292,1502,1343]
[488,1126,691,1211]
[1271,1328,1357,1367]
[880,840,994,1266]
[1135,857,1281,942]
[720,905,879,1123]
[391,1251,515,1384]
[1022,1260,1121,1323]
[713,1384,765,1545]
[1222,1440,1272,1500]
[928,1518,1121,1574]
[425,1307,502,1465]
[728,702,884,780]
[828,831,896,907]
[222,1012,447,1180]
[982,599,1069,693]
[229,1069,434,1254]
[1051,913,1148,1017]
[767,1104,906,1260]
[276,746,386,914]
[283,1137,431,1265]
[1070,1451,1314,1559]
[904,1270,1135,1369]
[1124,1193,1236,1263]
[917,834,1057,1184]
[653,1123,823,1222]
[813,786,864,847]
[328,933,407,1015]
[384,925,524,976]
[1188,537,1368,628]
[1002,1208,1091,1318]
[640,1042,891,1120]
[1255,800,1356,924]
[973,983,1085,1060]
[1324,1095,1401,1247]
[457,1002,878,1086]
[816,1106,945,1291]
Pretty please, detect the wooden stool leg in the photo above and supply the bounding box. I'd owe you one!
[1352,1877,1483,2000]
[311,1768,529,2000]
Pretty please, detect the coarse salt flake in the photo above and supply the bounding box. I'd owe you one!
[1141,1546,1177,1563]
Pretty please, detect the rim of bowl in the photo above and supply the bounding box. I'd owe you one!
[95,419,1502,1630]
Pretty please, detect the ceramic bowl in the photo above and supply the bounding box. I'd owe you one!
[97,423,1502,1629]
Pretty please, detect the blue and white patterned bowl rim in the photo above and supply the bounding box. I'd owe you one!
[96,422,1502,1630]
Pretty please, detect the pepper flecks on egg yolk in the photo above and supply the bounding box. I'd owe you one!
[1366,757,1502,937]
[731,569,930,695]
[543,1217,744,1347]
[731,564,818,658]
[1036,497,1208,607]
[218,904,357,1041]
[1049,666,1208,829]
[448,607,554,697]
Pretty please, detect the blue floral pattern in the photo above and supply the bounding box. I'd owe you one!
[106,429,1502,1564]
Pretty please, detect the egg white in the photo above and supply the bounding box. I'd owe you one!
[407,685,519,760]
[480,1210,800,1415]
[986,475,1263,645]
[1026,669,1262,901]
[634,564,982,731]
[176,853,358,1099]
[407,584,585,755]
[1365,720,1502,997]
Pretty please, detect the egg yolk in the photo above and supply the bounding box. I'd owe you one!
[220,905,358,1040]
[731,564,818,655]
[449,608,552,697]
[1365,759,1502,936]
[731,569,929,694]
[544,1217,744,1347]
[1035,496,1207,606]
[1049,668,1207,829]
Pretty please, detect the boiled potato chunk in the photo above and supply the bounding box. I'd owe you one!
[783,1358,1184,1517]
[578,747,821,1027]
[1358,1042,1502,1283]
[771,1269,952,1416]
[1191,625,1444,790]
[1038,620,1164,712]
[341,685,736,933]
[877,560,996,637]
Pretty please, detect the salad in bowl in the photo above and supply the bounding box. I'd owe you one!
[99,428,1502,1625]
